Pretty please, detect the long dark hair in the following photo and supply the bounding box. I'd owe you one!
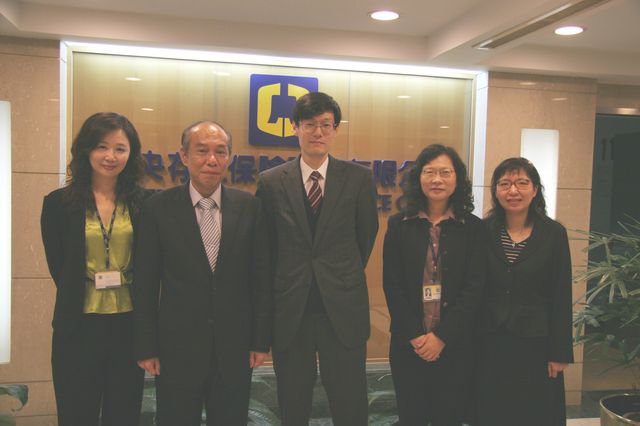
[64,112,145,213]
[486,157,547,224]
[403,144,474,218]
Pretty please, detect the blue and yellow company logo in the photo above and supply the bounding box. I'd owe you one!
[249,74,318,146]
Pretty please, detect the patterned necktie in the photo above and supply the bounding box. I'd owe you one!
[197,197,221,272]
[307,171,323,214]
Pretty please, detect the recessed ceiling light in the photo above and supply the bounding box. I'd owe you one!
[125,76,141,81]
[440,125,450,129]
[552,97,568,101]
[369,10,399,21]
[340,120,349,123]
[397,95,411,99]
[554,25,584,36]
[519,81,537,86]
[141,107,154,111]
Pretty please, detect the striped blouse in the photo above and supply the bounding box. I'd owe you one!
[500,227,529,263]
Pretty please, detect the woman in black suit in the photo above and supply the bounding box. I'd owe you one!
[472,157,573,426]
[41,112,147,426]
[383,144,485,425]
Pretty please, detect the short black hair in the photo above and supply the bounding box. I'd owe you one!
[486,157,547,224]
[291,92,341,126]
[403,144,474,218]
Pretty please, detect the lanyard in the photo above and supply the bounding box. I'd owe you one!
[95,206,117,270]
[428,235,441,284]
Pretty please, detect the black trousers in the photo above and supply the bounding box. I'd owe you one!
[52,312,144,426]
[273,312,368,426]
[390,338,472,426]
[472,333,566,426]
[155,340,252,426]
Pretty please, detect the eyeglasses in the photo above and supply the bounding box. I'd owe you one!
[421,168,455,179]
[300,121,336,134]
[496,179,531,191]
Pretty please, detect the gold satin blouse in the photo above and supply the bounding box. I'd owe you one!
[83,204,134,314]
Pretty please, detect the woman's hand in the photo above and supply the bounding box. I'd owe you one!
[411,333,445,362]
[548,361,568,378]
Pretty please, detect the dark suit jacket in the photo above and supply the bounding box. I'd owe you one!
[382,211,485,349]
[132,183,272,384]
[479,215,574,363]
[40,187,149,335]
[256,156,378,351]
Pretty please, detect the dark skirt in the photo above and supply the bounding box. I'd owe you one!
[471,333,566,426]
[390,337,473,426]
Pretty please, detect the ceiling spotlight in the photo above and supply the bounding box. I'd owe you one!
[397,95,411,99]
[141,107,154,111]
[125,76,141,81]
[440,125,450,129]
[552,97,568,101]
[554,25,584,36]
[369,10,399,21]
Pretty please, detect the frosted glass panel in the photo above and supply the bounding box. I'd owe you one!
[0,101,11,364]
[521,128,559,219]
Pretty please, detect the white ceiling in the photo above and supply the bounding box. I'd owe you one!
[1,0,639,84]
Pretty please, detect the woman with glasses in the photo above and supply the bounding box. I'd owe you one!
[383,144,485,425]
[472,157,573,426]
[41,112,148,425]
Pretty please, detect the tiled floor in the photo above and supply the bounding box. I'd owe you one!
[138,359,634,425]
[567,419,599,426]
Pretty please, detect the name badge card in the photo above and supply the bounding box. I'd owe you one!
[423,284,442,302]
[95,271,122,290]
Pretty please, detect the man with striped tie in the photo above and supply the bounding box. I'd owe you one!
[256,92,379,426]
[133,121,272,426]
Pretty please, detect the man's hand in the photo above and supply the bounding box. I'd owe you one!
[138,357,161,376]
[250,351,269,369]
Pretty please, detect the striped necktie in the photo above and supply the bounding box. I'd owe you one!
[307,171,323,214]
[197,197,221,272]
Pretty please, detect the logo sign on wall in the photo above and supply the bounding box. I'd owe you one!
[249,74,319,146]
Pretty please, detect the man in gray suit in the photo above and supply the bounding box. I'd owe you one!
[256,92,378,425]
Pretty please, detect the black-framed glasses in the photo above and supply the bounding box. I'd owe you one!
[300,121,336,134]
[496,179,531,191]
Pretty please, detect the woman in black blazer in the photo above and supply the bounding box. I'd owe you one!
[41,112,147,426]
[472,157,573,426]
[383,144,485,425]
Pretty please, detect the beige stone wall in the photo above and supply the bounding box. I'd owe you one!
[0,36,61,425]
[482,71,598,405]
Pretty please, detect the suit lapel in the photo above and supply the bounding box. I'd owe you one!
[217,185,240,276]
[281,158,313,245]
[171,184,213,280]
[513,219,543,263]
[314,156,346,247]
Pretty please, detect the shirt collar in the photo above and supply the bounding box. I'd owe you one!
[189,181,222,209]
[403,208,462,224]
[300,156,329,183]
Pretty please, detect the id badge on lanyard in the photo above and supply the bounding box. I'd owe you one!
[94,207,122,290]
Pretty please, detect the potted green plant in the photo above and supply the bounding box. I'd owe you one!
[573,219,640,425]
[0,384,28,426]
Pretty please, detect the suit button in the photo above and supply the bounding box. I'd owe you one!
[506,268,511,273]
[207,319,214,325]
[506,290,511,295]
[443,302,448,308]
